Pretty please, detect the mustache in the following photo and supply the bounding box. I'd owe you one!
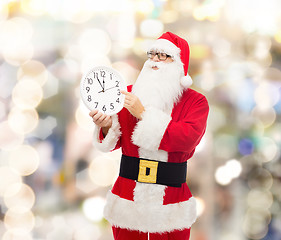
[144,60,166,69]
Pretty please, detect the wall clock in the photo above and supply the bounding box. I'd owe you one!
[80,66,126,115]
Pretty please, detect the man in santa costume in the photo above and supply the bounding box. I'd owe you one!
[89,32,209,240]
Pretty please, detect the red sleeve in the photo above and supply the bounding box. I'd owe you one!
[159,96,209,153]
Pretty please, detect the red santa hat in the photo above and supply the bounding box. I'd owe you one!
[148,32,193,88]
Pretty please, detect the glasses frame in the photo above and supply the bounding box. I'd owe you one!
[147,51,172,61]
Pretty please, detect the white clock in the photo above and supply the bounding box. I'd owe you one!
[80,66,126,115]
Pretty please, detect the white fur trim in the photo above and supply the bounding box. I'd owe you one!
[103,191,197,233]
[92,115,121,152]
[149,39,180,57]
[181,74,193,89]
[132,107,171,151]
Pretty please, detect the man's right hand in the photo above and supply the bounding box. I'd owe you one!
[89,109,112,136]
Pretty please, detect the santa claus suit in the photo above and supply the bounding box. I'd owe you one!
[92,32,209,239]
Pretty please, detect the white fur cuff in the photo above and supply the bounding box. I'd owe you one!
[92,115,121,152]
[132,108,171,151]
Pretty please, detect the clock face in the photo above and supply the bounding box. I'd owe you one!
[80,66,126,115]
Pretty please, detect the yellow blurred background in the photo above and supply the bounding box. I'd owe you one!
[0,0,281,239]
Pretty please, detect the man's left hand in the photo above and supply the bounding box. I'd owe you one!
[121,91,145,120]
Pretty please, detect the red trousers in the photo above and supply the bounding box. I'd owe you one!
[112,226,190,240]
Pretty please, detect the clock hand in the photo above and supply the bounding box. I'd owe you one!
[103,86,118,92]
[96,78,104,91]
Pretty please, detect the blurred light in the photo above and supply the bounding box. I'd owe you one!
[274,29,281,43]
[4,183,35,212]
[0,17,33,49]
[4,209,35,235]
[214,134,237,159]
[73,225,102,240]
[0,2,9,21]
[212,39,231,57]
[8,145,40,176]
[3,43,34,66]
[190,45,210,59]
[193,3,221,22]
[226,159,242,178]
[0,167,22,197]
[160,10,179,24]
[12,79,43,110]
[254,82,280,109]
[112,61,139,85]
[17,60,48,86]
[32,116,57,140]
[215,165,232,186]
[8,108,39,134]
[248,168,273,190]
[215,159,242,186]
[196,61,216,91]
[47,216,73,240]
[195,197,205,217]
[0,100,6,120]
[60,0,93,23]
[89,155,119,187]
[258,137,279,162]
[107,13,136,49]
[75,105,95,131]
[247,189,273,210]
[242,208,270,239]
[140,19,164,38]
[20,0,45,16]
[81,55,111,74]
[251,106,276,128]
[2,231,33,240]
[135,0,154,14]
[0,121,24,151]
[76,169,98,194]
[0,17,34,66]
[82,197,106,222]
[238,138,254,156]
[78,29,111,57]
[42,72,59,99]
[206,106,226,131]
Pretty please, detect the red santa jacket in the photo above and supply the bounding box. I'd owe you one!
[93,85,209,233]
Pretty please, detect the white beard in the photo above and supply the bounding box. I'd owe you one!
[132,60,184,112]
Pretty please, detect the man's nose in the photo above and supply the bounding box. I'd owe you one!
[152,55,160,62]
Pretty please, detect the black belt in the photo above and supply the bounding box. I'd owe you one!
[119,155,187,187]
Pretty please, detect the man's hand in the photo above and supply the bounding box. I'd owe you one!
[89,109,112,136]
[121,91,145,120]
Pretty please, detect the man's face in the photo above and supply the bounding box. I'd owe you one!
[147,51,174,70]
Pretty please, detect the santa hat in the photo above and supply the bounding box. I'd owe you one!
[148,32,193,88]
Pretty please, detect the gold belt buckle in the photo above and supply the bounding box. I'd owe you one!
[137,159,159,184]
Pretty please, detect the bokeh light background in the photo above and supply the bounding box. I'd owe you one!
[0,0,281,239]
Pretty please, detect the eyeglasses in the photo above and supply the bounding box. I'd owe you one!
[147,51,171,61]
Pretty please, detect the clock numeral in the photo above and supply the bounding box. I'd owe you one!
[87,78,93,85]
[110,103,114,110]
[93,72,99,80]
[100,71,106,78]
[115,81,120,87]
[86,87,90,93]
[116,98,120,103]
[102,105,107,112]
[94,102,98,108]
[117,89,121,95]
[110,73,113,80]
[87,95,92,102]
